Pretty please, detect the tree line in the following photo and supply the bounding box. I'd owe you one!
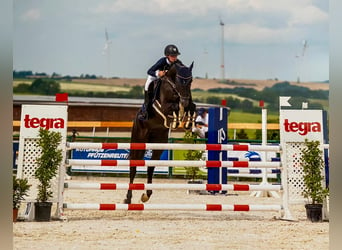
[14,77,328,113]
[13,78,144,99]
[13,70,99,80]
[196,81,328,112]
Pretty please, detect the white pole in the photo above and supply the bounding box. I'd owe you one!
[251,106,280,198]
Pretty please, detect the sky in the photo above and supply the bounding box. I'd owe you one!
[13,0,329,82]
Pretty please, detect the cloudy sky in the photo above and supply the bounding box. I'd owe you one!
[13,0,328,82]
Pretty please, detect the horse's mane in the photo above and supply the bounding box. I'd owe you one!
[166,61,188,80]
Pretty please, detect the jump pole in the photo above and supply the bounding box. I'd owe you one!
[63,203,282,211]
[66,142,281,152]
[64,182,282,191]
[66,159,281,168]
[250,101,280,198]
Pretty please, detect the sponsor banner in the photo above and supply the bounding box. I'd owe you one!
[70,149,169,174]
[279,109,323,143]
[71,149,151,160]
[17,104,68,202]
[19,105,68,138]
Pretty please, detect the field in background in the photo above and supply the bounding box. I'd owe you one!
[228,110,278,123]
[72,78,329,91]
[14,77,330,92]
[13,77,328,127]
[60,82,130,93]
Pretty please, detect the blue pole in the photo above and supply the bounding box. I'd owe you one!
[207,107,228,194]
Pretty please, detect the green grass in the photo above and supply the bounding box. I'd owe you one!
[170,149,207,177]
[227,110,279,139]
[192,90,259,106]
[228,110,279,123]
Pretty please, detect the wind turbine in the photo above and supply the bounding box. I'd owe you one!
[103,28,112,79]
[219,17,225,81]
[296,39,308,83]
[203,47,208,79]
[302,39,308,57]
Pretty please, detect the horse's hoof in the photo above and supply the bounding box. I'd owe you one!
[141,193,150,203]
[123,198,131,204]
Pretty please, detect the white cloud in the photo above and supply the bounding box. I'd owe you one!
[289,5,328,26]
[21,8,41,21]
[92,0,327,44]
[93,0,229,16]
[13,0,328,81]
[227,23,297,44]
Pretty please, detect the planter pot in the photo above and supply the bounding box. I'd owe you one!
[34,202,52,222]
[13,209,19,222]
[305,203,323,222]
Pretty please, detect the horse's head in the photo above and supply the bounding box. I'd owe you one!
[171,62,194,108]
[158,61,196,130]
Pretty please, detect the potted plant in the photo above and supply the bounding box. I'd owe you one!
[183,131,204,194]
[300,139,329,222]
[34,128,63,221]
[13,175,31,222]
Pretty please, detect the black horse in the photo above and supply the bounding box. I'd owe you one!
[124,62,196,204]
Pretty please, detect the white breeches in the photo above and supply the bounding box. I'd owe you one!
[145,75,157,91]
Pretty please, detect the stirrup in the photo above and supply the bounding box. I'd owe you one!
[138,111,148,121]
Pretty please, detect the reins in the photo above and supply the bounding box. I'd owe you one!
[164,77,190,101]
[163,63,192,100]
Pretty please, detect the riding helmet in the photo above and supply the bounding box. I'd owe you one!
[164,44,181,56]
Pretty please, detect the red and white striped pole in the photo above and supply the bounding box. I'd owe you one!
[66,142,281,152]
[66,159,281,168]
[64,182,282,191]
[63,203,282,211]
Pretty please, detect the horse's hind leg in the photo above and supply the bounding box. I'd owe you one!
[124,166,137,204]
[141,166,155,202]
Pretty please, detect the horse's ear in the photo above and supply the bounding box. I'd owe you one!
[189,61,194,71]
[174,62,180,71]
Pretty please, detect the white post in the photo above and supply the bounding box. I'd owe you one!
[251,104,280,198]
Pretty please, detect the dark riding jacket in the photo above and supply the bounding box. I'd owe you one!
[147,57,182,77]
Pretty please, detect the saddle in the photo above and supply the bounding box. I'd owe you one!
[148,79,161,103]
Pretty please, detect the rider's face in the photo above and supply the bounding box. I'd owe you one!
[167,55,178,63]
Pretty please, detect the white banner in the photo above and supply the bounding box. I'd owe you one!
[279,109,323,143]
[19,105,68,138]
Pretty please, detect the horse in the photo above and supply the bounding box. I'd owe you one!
[124,61,196,204]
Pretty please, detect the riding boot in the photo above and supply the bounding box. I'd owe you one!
[138,90,150,121]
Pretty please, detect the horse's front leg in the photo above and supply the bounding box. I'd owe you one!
[124,166,137,204]
[184,102,196,130]
[141,166,155,202]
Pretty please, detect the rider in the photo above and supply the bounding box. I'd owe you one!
[138,44,182,121]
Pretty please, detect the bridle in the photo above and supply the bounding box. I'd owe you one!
[164,74,192,101]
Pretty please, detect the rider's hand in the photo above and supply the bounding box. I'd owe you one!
[158,70,166,77]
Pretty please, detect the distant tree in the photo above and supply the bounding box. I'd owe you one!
[13,83,31,93]
[241,99,253,112]
[206,96,221,105]
[29,78,61,95]
[13,70,33,78]
[128,85,144,98]
[51,72,61,78]
[236,129,248,139]
[35,72,48,76]
[226,96,241,109]
[62,75,72,81]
